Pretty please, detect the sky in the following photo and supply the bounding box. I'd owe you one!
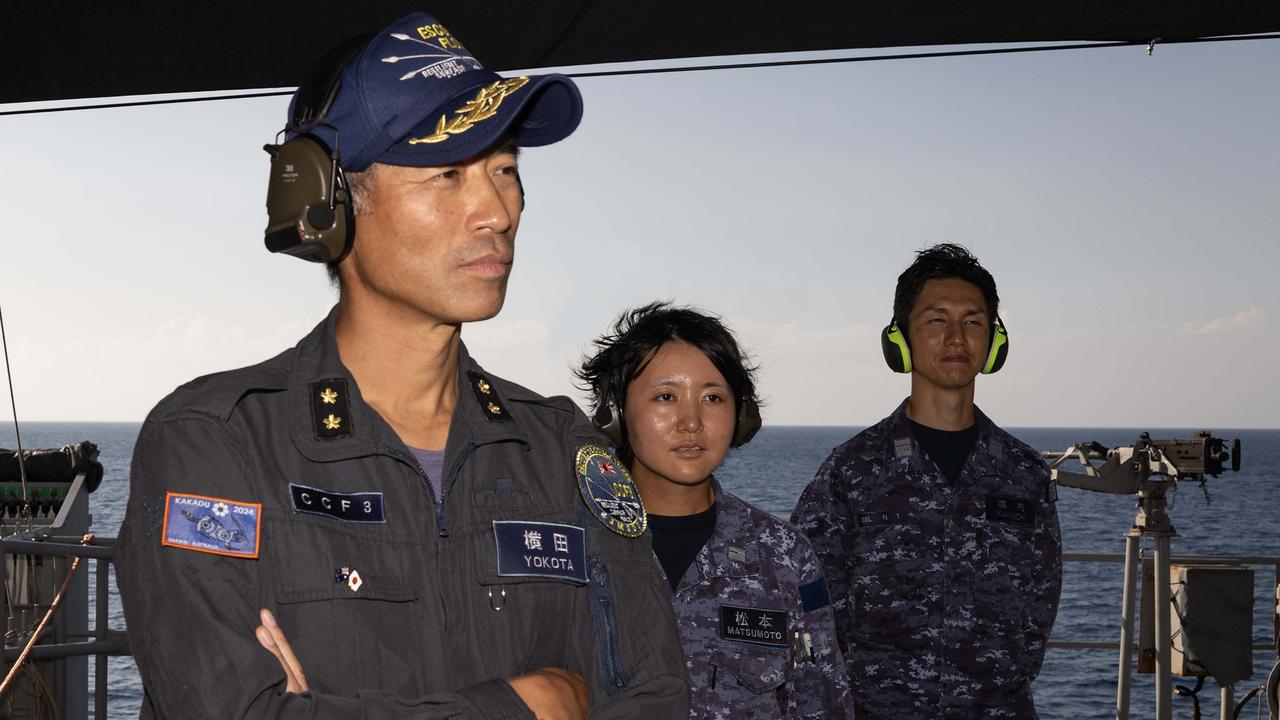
[1,39,1277,428]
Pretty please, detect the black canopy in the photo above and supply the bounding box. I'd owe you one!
[3,1,1279,105]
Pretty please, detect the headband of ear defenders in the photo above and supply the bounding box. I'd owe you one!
[591,375,762,449]
[880,317,1009,374]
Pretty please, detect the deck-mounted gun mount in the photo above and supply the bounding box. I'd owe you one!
[1047,432,1240,533]
[1044,432,1243,720]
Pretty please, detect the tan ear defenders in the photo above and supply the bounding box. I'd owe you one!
[262,37,368,263]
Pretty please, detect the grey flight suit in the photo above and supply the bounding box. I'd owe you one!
[790,401,1061,719]
[667,479,854,720]
[115,308,690,719]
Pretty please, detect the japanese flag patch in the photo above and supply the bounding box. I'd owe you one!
[161,492,262,559]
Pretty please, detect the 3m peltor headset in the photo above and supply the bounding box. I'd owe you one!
[263,36,370,264]
[881,316,1009,374]
[592,374,763,451]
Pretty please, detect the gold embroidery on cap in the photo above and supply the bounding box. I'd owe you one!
[323,414,343,430]
[409,77,531,145]
[320,388,339,404]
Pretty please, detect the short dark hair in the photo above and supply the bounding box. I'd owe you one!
[892,243,999,332]
[576,302,759,461]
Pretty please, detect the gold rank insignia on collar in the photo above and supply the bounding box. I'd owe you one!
[311,379,353,439]
[467,371,511,422]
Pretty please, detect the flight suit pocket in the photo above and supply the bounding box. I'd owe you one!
[471,485,533,514]
[265,517,422,694]
[268,516,420,599]
[462,521,582,676]
[277,573,416,603]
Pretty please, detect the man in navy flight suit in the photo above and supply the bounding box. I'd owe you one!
[117,12,689,720]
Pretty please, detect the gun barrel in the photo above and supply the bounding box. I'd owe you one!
[1042,450,1108,461]
[1042,442,1109,463]
[1052,469,1140,495]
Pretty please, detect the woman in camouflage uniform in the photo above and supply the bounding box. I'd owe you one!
[578,302,854,720]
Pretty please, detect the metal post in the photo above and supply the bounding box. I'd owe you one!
[64,478,90,719]
[1154,534,1173,720]
[53,552,69,717]
[1219,684,1233,720]
[95,557,107,720]
[1,539,8,645]
[1116,531,1141,720]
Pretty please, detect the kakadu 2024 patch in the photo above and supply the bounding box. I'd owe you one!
[161,492,262,559]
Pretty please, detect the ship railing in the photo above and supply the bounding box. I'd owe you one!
[2,546,1276,718]
[1048,551,1280,719]
[1047,551,1280,653]
[1,530,130,720]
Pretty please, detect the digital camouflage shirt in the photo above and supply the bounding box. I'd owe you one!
[664,479,854,720]
[791,401,1062,719]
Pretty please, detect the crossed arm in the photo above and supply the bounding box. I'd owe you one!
[255,608,590,719]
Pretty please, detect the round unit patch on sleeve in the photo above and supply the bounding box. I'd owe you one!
[575,444,647,538]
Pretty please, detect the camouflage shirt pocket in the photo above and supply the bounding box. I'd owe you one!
[960,524,1035,689]
[696,649,788,717]
[851,523,931,649]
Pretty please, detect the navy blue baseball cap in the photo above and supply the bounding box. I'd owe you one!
[291,12,583,172]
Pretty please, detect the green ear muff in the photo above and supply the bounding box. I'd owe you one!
[880,323,912,373]
[882,318,1007,374]
[982,319,1009,374]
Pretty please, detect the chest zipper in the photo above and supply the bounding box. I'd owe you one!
[437,441,477,538]
[387,441,477,638]
[388,442,476,538]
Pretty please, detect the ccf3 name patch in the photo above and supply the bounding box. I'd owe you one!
[162,492,262,559]
[289,483,385,523]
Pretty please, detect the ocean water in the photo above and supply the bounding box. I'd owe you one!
[2,422,1277,719]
